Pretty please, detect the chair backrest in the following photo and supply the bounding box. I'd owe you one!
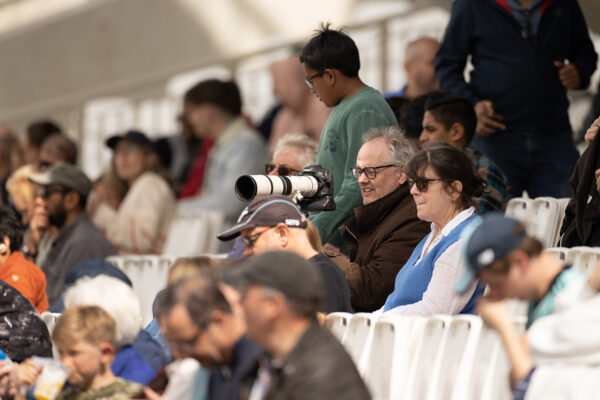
[571,247,600,278]
[342,313,375,374]
[106,255,173,326]
[545,247,568,262]
[163,207,224,257]
[434,315,483,400]
[41,312,62,360]
[505,197,533,231]
[403,315,450,400]
[530,197,563,247]
[324,312,352,343]
[364,315,423,400]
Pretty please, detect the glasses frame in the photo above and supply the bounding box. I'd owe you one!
[304,70,325,90]
[241,227,273,248]
[408,177,445,192]
[36,185,70,199]
[265,163,302,176]
[351,164,398,180]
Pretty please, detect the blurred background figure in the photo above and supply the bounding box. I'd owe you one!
[38,132,78,168]
[385,37,440,99]
[22,120,62,166]
[0,126,22,207]
[6,164,37,226]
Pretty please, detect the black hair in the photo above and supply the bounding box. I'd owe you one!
[183,79,242,116]
[407,142,486,210]
[400,94,429,139]
[299,23,360,77]
[0,206,23,252]
[26,120,63,148]
[386,96,410,126]
[424,91,477,145]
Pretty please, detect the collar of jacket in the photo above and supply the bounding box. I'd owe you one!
[352,183,411,232]
[491,0,554,17]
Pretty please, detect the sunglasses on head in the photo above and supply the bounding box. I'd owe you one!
[264,163,302,176]
[407,177,445,192]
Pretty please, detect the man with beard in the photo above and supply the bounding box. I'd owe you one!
[27,163,116,304]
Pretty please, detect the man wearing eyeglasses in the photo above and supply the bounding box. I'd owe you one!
[327,126,429,312]
[25,163,116,305]
[299,24,398,253]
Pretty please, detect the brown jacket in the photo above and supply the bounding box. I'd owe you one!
[329,184,429,312]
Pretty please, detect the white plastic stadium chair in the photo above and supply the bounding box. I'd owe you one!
[342,313,376,375]
[504,197,533,232]
[163,207,224,257]
[529,197,562,248]
[324,312,352,343]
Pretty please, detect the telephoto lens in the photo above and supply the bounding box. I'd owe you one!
[235,175,319,201]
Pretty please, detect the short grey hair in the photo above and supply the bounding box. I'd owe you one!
[362,126,418,166]
[273,133,318,169]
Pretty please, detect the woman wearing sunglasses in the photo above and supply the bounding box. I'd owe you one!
[377,142,486,316]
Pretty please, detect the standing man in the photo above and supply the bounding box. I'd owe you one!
[436,0,597,198]
[300,24,398,250]
[385,37,440,99]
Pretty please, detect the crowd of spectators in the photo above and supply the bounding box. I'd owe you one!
[0,1,597,398]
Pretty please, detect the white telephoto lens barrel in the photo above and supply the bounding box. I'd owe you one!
[235,175,319,201]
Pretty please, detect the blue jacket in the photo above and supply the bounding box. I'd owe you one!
[436,0,597,137]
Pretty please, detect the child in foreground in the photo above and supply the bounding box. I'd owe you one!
[26,305,144,400]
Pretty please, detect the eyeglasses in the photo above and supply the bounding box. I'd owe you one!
[304,71,325,90]
[408,177,445,192]
[351,164,398,180]
[265,163,302,176]
[242,227,272,248]
[36,186,69,199]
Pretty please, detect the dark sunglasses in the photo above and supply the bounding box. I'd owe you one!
[265,163,302,176]
[36,186,70,199]
[407,177,445,192]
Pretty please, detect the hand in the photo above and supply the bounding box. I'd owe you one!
[28,198,49,246]
[477,296,512,331]
[474,100,506,135]
[15,359,41,389]
[554,61,580,90]
[0,362,16,399]
[142,387,162,400]
[585,116,600,145]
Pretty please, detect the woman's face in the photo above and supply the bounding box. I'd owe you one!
[410,166,459,228]
[113,140,147,184]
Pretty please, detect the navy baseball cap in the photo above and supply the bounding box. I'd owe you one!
[217,195,307,241]
[106,130,152,149]
[455,213,526,294]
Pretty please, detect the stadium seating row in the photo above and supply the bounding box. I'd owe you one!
[325,312,515,400]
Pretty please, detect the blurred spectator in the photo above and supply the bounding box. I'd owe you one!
[6,164,37,225]
[0,206,47,313]
[179,79,269,227]
[234,251,371,399]
[0,127,20,206]
[38,133,77,168]
[560,117,600,247]
[385,37,440,99]
[90,130,176,254]
[266,55,331,151]
[300,24,397,250]
[27,163,116,304]
[88,167,128,214]
[327,127,429,312]
[218,196,352,313]
[436,0,597,198]
[377,143,485,316]
[64,275,168,385]
[22,120,62,165]
[160,273,261,400]
[420,92,510,213]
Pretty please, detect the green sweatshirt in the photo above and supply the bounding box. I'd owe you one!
[310,86,398,249]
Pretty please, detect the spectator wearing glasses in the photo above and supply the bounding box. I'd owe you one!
[300,23,397,252]
[375,142,485,316]
[26,163,116,304]
[326,126,429,312]
[217,196,352,313]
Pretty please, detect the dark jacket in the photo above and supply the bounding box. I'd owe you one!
[330,184,429,312]
[0,281,52,362]
[559,132,600,247]
[436,0,597,136]
[255,322,370,400]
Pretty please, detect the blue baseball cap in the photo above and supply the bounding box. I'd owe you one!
[455,213,526,294]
